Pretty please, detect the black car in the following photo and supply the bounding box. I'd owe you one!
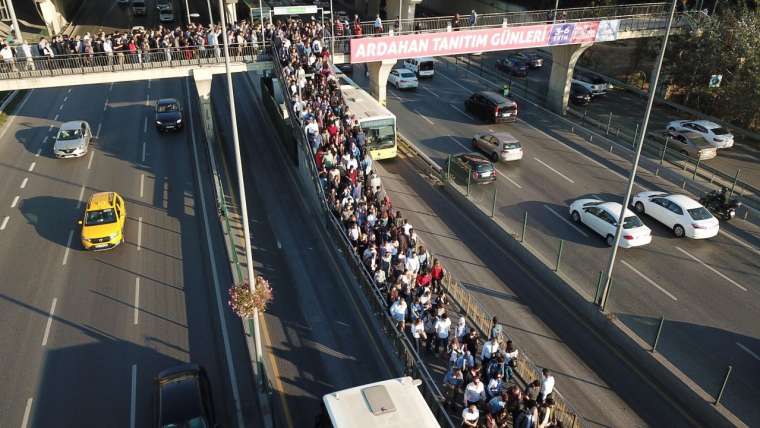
[569,82,592,105]
[509,52,543,69]
[155,98,183,132]
[450,152,496,184]
[337,63,353,74]
[155,364,216,428]
[495,58,528,77]
[464,91,518,123]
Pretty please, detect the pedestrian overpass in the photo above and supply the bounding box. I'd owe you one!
[0,3,704,115]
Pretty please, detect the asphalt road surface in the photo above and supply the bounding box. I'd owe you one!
[0,77,259,427]
[348,61,760,426]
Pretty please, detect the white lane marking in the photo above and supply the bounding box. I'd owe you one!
[134,278,140,325]
[719,230,760,257]
[147,80,151,89]
[62,230,74,265]
[488,128,495,132]
[137,217,142,251]
[63,96,68,102]
[35,147,41,157]
[143,117,147,134]
[413,109,435,125]
[20,178,28,189]
[21,397,33,428]
[185,79,244,427]
[277,240,282,249]
[28,162,35,172]
[420,84,440,98]
[494,167,522,189]
[141,141,146,163]
[130,364,137,428]
[145,94,150,106]
[42,136,48,144]
[103,99,108,111]
[620,260,678,301]
[446,135,470,151]
[87,150,95,169]
[67,88,71,94]
[0,216,8,230]
[737,342,760,361]
[140,174,145,198]
[450,103,475,121]
[96,123,102,138]
[58,104,63,111]
[11,195,19,208]
[41,298,57,346]
[53,113,59,121]
[76,185,86,209]
[534,157,575,184]
[675,246,747,291]
[543,204,589,237]
[437,68,475,92]
[109,82,113,92]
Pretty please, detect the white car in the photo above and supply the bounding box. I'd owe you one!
[666,120,734,148]
[53,121,92,158]
[388,68,418,89]
[569,199,652,247]
[471,132,523,162]
[631,191,719,239]
[572,73,612,96]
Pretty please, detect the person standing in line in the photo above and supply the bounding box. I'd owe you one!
[463,375,486,408]
[462,403,480,428]
[373,14,383,34]
[539,368,555,403]
[434,312,451,355]
[481,335,500,369]
[411,318,426,353]
[442,367,464,409]
[469,10,478,27]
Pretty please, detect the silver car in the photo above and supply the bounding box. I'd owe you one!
[159,9,175,22]
[471,132,523,162]
[665,130,717,160]
[53,121,92,158]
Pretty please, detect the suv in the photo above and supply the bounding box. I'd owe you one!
[155,98,183,132]
[569,82,592,105]
[132,0,146,16]
[155,364,216,428]
[464,91,518,123]
[495,58,528,77]
[572,73,612,96]
[79,192,126,250]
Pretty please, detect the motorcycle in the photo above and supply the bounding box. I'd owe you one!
[699,190,742,221]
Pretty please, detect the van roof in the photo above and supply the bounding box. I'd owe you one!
[87,192,115,211]
[479,91,516,107]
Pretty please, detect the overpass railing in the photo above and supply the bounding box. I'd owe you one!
[0,45,270,81]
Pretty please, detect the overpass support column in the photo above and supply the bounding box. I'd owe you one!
[367,59,396,107]
[224,0,238,24]
[546,43,593,115]
[192,69,215,144]
[36,0,67,36]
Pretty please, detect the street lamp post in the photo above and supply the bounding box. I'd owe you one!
[184,0,191,25]
[6,0,24,44]
[330,0,335,55]
[207,0,215,26]
[553,0,559,24]
[599,0,679,311]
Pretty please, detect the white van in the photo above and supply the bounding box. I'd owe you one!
[403,57,435,78]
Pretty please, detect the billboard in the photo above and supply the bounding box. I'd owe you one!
[595,19,621,42]
[350,20,602,63]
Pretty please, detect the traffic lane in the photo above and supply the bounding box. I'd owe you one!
[373,155,683,427]
[71,0,141,35]
[227,73,396,427]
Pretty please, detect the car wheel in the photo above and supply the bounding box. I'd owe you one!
[634,201,645,214]
[673,224,685,238]
[571,211,581,223]
[605,234,615,247]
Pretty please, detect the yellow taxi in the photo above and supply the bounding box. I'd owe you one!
[79,192,126,250]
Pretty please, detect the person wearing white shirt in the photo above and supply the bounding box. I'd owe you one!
[389,298,407,330]
[433,313,451,354]
[480,336,500,368]
[504,339,519,363]
[455,316,467,342]
[404,251,420,275]
[463,376,486,407]
[411,318,426,353]
[539,368,555,402]
[486,372,505,398]
[461,403,479,427]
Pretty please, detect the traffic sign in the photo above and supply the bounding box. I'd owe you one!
[273,5,318,15]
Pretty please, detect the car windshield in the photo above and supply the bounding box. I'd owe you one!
[623,215,644,229]
[398,71,415,78]
[502,142,520,150]
[474,162,492,172]
[711,127,730,135]
[58,129,82,140]
[162,417,207,428]
[158,103,179,113]
[687,207,714,220]
[85,209,117,226]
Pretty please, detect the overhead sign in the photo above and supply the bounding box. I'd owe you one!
[350,20,601,64]
[273,5,318,15]
[595,19,620,42]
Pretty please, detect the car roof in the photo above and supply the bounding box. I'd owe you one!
[396,68,415,74]
[665,194,702,209]
[488,132,519,143]
[597,202,636,218]
[60,121,85,130]
[159,372,204,425]
[158,98,179,105]
[86,192,116,211]
[688,120,722,129]
[456,152,490,163]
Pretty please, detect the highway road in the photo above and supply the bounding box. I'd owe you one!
[0,78,259,426]
[209,72,399,428]
[349,62,760,426]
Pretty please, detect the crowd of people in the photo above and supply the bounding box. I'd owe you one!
[272,14,564,428]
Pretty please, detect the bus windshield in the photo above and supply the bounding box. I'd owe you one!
[365,121,395,150]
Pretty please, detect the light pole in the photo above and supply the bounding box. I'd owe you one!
[6,0,24,44]
[259,0,265,51]
[183,0,191,25]
[207,0,214,26]
[553,0,559,24]
[217,0,264,402]
[599,0,679,311]
[330,0,335,55]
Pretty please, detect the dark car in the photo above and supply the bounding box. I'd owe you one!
[509,51,543,68]
[337,63,353,74]
[450,152,496,184]
[569,82,592,105]
[495,58,528,77]
[155,98,183,132]
[155,364,216,428]
[464,91,518,123]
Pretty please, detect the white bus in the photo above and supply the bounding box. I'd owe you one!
[320,377,441,428]
[335,70,398,160]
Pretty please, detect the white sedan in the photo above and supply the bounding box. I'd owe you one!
[631,191,719,239]
[666,120,734,148]
[387,68,418,90]
[569,199,652,247]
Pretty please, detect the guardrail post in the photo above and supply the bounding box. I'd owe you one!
[729,169,740,199]
[555,239,565,272]
[660,136,669,166]
[633,123,640,148]
[466,166,471,197]
[594,271,604,304]
[652,315,665,352]
[692,157,701,180]
[606,112,612,134]
[715,365,732,405]
[446,154,452,181]
[491,185,497,217]
[521,211,528,243]
[583,109,587,122]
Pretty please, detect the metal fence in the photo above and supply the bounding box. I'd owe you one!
[0,45,269,80]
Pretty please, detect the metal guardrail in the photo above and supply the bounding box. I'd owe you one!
[269,38,456,427]
[0,46,269,80]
